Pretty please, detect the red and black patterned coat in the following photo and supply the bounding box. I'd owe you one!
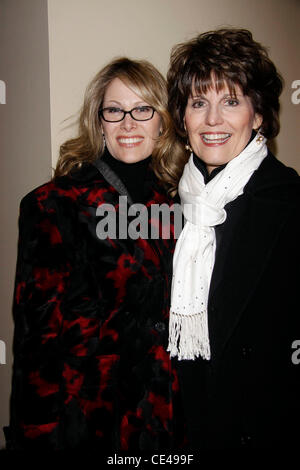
[8,159,184,451]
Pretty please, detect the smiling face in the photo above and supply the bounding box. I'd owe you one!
[184,82,262,173]
[100,78,162,164]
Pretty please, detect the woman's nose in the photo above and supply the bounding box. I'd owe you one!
[120,112,137,131]
[205,104,223,126]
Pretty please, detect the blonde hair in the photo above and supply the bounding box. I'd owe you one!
[54,57,183,194]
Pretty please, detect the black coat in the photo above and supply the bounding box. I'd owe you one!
[177,152,300,449]
[7,158,185,451]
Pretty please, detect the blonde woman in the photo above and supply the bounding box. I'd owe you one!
[8,58,184,451]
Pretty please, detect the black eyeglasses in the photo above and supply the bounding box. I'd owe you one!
[99,106,156,122]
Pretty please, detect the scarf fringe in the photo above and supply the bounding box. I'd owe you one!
[167,311,211,361]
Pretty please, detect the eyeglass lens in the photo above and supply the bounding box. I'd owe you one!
[101,106,154,122]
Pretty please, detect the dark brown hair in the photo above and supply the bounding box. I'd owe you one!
[167,28,283,142]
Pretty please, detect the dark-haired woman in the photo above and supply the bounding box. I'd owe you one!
[7,58,185,451]
[166,28,300,449]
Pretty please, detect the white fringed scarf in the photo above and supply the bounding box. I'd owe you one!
[167,133,268,360]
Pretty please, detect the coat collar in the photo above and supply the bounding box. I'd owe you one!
[208,153,300,359]
[93,157,134,205]
[66,155,169,208]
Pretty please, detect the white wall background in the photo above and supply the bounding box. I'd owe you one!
[0,0,299,449]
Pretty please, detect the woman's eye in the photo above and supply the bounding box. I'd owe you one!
[135,106,151,113]
[192,101,205,108]
[225,98,239,106]
[107,107,122,113]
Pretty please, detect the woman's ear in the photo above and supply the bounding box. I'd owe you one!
[253,113,263,130]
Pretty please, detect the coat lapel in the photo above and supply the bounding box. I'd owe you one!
[208,162,294,360]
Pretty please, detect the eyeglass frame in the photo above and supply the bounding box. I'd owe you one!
[98,105,156,123]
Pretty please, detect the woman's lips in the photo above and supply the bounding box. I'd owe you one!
[200,133,231,146]
[117,136,144,147]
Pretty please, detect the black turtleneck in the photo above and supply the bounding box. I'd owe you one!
[193,157,226,184]
[101,149,151,203]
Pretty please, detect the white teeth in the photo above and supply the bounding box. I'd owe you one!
[202,133,231,141]
[118,137,143,144]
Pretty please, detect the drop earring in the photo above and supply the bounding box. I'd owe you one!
[185,139,193,154]
[102,134,106,149]
[183,120,192,154]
